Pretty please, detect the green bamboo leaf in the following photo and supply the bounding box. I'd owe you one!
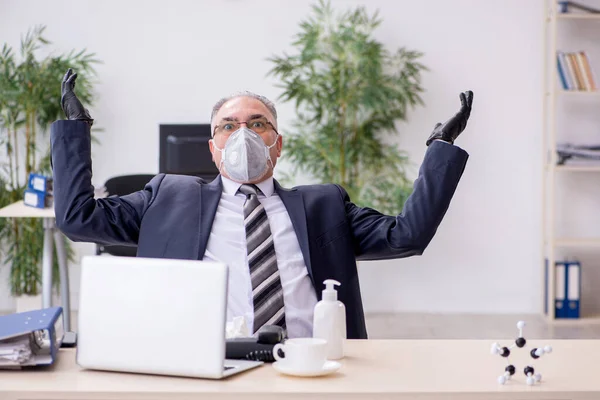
[267,1,425,211]
[0,24,102,295]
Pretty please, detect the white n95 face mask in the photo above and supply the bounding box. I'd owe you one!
[212,127,278,183]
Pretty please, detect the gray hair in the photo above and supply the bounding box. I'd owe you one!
[210,91,278,127]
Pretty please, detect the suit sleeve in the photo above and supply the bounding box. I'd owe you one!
[341,140,469,261]
[50,120,163,245]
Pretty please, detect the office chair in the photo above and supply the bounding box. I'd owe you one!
[96,174,156,257]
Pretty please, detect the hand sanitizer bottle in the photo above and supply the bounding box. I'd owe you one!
[312,279,346,360]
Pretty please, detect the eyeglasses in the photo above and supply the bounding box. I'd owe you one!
[213,116,278,137]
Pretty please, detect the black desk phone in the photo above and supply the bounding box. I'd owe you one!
[225,325,286,362]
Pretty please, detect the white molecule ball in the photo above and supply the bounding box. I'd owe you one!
[534,373,542,382]
[526,376,535,386]
[517,321,526,330]
[491,343,499,355]
[544,345,553,353]
[498,375,507,385]
[535,348,545,357]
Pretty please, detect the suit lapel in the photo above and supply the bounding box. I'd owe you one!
[274,179,314,283]
[198,175,222,259]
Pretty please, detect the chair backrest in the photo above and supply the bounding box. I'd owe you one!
[97,174,156,257]
[103,174,156,196]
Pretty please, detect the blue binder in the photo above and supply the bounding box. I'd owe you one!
[545,259,581,319]
[27,173,52,193]
[23,173,53,209]
[565,261,581,319]
[0,307,64,368]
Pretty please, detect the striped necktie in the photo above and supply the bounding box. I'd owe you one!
[238,184,286,333]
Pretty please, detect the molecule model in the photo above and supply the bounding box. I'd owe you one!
[490,321,553,386]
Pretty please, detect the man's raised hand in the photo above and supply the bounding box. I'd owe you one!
[426,90,473,146]
[61,68,94,125]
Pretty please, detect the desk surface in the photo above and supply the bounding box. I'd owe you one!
[1,339,599,400]
[0,200,55,218]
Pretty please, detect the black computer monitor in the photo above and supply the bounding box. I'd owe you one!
[159,124,219,181]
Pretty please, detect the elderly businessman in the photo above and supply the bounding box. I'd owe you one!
[52,68,473,339]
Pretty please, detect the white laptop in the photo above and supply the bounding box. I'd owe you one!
[76,255,262,379]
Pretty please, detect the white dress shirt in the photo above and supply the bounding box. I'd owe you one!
[202,176,318,338]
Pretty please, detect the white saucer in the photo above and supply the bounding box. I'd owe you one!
[272,360,341,377]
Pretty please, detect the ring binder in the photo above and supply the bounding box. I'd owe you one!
[0,307,64,368]
[545,259,581,319]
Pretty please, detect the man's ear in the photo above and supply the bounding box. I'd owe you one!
[209,139,215,162]
[276,134,283,157]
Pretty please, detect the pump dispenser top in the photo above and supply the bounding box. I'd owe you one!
[322,279,340,301]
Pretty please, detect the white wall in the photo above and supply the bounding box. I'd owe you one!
[0,0,547,314]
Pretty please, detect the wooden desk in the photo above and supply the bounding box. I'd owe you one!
[0,201,72,331]
[1,339,599,400]
[0,200,56,218]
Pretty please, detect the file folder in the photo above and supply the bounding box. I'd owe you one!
[0,307,64,368]
[27,173,52,193]
[545,259,581,319]
[23,188,53,208]
[556,262,566,318]
[23,173,53,209]
[566,261,581,319]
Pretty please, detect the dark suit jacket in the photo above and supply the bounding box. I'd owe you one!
[50,120,469,339]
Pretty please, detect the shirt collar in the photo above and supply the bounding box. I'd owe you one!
[220,175,275,198]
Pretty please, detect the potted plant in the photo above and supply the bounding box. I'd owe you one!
[267,0,427,214]
[0,25,100,311]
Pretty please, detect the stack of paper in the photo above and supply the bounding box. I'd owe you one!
[0,338,32,366]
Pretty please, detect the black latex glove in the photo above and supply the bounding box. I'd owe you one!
[61,68,94,125]
[426,90,473,146]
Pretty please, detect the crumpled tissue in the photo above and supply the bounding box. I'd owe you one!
[226,316,250,338]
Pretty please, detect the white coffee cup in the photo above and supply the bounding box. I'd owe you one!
[273,338,328,371]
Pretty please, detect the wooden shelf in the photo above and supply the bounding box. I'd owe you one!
[554,238,600,247]
[553,164,600,172]
[545,313,600,324]
[558,90,600,95]
[542,1,598,322]
[557,13,600,19]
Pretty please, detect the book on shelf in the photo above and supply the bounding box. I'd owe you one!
[556,51,597,91]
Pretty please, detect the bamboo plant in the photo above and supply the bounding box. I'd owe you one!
[267,0,428,214]
[0,25,100,296]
